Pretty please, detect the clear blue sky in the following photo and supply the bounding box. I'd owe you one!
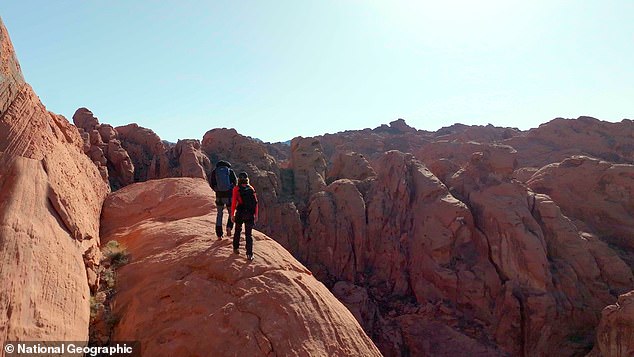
[1,1,632,143]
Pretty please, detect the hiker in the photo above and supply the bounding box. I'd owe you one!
[231,172,259,261]
[209,160,237,239]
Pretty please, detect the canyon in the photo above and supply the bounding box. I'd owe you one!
[2,16,634,357]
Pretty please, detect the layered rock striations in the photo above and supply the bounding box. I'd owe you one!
[100,178,382,356]
[0,18,109,346]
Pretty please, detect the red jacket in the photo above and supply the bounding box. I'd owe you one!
[231,184,259,218]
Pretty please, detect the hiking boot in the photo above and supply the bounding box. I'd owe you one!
[247,254,254,261]
[233,249,239,254]
[215,226,223,238]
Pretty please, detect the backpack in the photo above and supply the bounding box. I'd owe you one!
[215,166,233,192]
[237,185,258,219]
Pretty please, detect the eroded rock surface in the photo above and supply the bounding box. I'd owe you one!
[0,17,109,346]
[100,178,381,357]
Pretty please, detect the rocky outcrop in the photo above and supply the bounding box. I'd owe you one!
[72,108,134,190]
[194,120,634,356]
[434,123,520,142]
[290,137,327,207]
[326,151,376,183]
[415,140,517,182]
[590,290,634,357]
[318,119,431,162]
[167,139,211,179]
[294,146,633,356]
[447,149,633,356]
[527,156,634,254]
[301,151,507,355]
[201,128,303,252]
[0,17,109,346]
[115,123,169,181]
[100,177,381,356]
[504,116,634,167]
[74,116,213,188]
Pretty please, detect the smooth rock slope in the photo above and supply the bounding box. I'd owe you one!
[100,177,382,357]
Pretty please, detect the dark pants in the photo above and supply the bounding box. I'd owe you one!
[233,216,254,255]
[215,196,234,230]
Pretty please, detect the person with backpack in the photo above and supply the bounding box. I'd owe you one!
[209,160,237,239]
[230,172,259,261]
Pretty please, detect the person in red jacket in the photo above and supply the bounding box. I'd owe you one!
[231,172,259,261]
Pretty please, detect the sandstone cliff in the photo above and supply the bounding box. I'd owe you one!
[0,18,109,346]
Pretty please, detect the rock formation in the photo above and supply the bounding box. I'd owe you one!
[0,17,109,346]
[590,290,634,357]
[4,12,634,355]
[115,123,169,181]
[201,128,303,252]
[73,108,135,190]
[415,140,517,183]
[527,156,634,254]
[504,116,634,167]
[100,177,381,356]
[434,123,520,142]
[73,111,214,189]
[289,137,327,207]
[317,119,431,162]
[194,117,634,355]
[326,151,376,184]
[167,139,212,179]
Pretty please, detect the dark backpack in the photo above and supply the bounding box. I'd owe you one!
[215,166,232,192]
[237,185,257,219]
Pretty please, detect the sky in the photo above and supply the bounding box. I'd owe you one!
[1,1,633,143]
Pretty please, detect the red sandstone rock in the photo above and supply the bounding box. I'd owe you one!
[168,139,211,179]
[116,123,168,180]
[527,156,634,252]
[201,128,301,253]
[446,150,633,355]
[512,166,538,182]
[504,116,634,167]
[415,140,517,181]
[434,123,520,142]
[327,151,376,183]
[317,120,431,162]
[73,107,99,132]
[332,281,378,332]
[106,139,135,188]
[590,290,634,357]
[100,178,381,356]
[202,128,277,172]
[72,108,136,189]
[97,124,117,143]
[0,18,109,346]
[290,137,327,206]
